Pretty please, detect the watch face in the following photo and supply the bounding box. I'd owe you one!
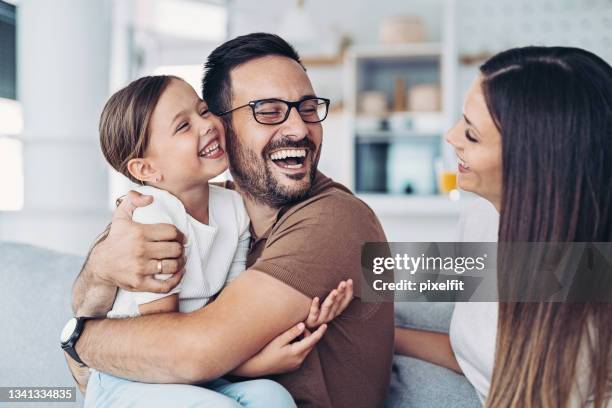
[60,317,78,343]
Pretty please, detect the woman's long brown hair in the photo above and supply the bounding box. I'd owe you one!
[481,47,612,407]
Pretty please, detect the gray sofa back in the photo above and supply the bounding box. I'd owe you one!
[1,242,479,408]
[1,242,85,407]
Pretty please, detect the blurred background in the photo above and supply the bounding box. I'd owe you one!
[0,0,610,255]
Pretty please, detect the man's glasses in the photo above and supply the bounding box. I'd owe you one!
[217,97,330,125]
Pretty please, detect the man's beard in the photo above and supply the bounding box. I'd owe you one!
[225,125,320,208]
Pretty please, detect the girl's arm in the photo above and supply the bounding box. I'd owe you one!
[232,279,353,377]
[394,327,463,374]
[231,322,327,377]
[138,294,179,315]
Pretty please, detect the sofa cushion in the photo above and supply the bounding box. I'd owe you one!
[394,302,455,333]
[0,242,85,406]
[386,355,481,408]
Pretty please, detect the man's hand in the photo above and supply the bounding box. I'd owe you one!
[231,322,327,377]
[91,191,187,293]
[64,352,90,395]
[72,190,188,317]
[305,279,353,329]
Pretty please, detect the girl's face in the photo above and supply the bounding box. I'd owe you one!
[145,79,227,191]
[445,77,503,208]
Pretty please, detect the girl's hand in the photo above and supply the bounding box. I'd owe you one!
[231,322,327,377]
[305,279,353,329]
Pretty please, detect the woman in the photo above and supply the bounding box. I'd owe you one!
[395,46,612,407]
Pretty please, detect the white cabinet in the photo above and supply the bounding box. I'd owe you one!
[343,40,456,196]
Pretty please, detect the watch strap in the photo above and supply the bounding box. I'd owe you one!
[62,342,86,366]
[61,316,99,366]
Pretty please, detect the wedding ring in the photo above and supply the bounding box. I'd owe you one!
[157,260,163,274]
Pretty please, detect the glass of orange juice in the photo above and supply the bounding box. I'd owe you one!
[438,170,457,194]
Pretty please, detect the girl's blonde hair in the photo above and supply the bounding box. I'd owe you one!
[99,75,179,183]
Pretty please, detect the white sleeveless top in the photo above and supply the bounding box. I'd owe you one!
[449,197,498,403]
[449,198,610,407]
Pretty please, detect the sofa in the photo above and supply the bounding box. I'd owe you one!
[0,242,480,407]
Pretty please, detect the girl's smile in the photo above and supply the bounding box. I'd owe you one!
[198,137,225,160]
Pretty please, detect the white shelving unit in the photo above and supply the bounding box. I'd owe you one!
[338,0,462,217]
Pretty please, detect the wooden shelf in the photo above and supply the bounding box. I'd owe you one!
[348,43,443,59]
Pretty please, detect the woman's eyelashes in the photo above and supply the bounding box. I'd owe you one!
[464,128,478,143]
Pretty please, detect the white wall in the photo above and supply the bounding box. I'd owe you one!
[228,0,443,44]
[0,0,113,255]
[226,0,612,243]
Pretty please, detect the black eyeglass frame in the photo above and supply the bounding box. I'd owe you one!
[217,97,331,125]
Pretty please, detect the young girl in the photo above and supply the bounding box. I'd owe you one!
[85,75,352,407]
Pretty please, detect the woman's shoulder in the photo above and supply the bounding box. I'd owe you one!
[457,197,499,242]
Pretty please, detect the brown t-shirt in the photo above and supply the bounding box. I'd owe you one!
[247,172,394,408]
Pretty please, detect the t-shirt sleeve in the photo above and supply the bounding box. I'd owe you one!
[225,227,250,284]
[130,192,186,306]
[225,194,251,283]
[250,192,387,299]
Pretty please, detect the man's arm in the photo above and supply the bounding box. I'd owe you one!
[76,269,312,383]
[71,191,186,316]
[71,237,117,316]
[67,191,189,394]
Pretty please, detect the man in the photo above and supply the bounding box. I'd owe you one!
[68,33,394,407]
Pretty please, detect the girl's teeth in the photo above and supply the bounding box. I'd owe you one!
[204,147,218,156]
[204,142,219,153]
[200,141,221,156]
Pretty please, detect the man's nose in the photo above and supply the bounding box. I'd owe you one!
[280,106,309,139]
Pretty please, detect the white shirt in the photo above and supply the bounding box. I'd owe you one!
[449,197,499,404]
[449,199,610,407]
[107,184,250,318]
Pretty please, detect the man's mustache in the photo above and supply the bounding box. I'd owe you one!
[262,137,317,156]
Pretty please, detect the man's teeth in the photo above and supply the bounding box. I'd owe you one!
[270,149,307,161]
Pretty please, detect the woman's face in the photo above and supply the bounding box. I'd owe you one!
[145,78,228,191]
[445,77,502,207]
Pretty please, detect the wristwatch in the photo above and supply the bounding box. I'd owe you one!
[60,316,97,366]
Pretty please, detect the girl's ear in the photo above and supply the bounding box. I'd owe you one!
[127,158,162,184]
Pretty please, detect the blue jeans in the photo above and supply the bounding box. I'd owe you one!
[85,369,296,408]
